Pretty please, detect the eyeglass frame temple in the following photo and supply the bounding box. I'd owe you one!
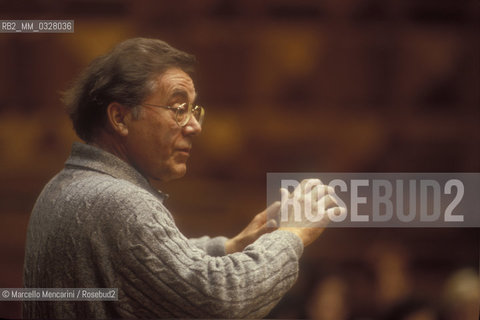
[141,103,204,127]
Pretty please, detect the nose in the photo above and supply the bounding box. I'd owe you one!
[183,115,202,136]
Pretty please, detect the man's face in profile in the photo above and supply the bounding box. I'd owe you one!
[123,68,201,182]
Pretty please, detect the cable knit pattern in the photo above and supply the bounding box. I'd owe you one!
[23,142,303,319]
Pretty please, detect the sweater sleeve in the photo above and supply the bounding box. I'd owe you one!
[189,236,229,257]
[96,186,303,319]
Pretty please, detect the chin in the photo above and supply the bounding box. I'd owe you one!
[164,165,187,182]
[172,170,187,180]
[147,164,187,182]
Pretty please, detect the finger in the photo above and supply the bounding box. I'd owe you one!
[326,185,335,194]
[309,184,331,202]
[265,201,281,221]
[325,206,347,220]
[307,207,346,228]
[300,179,323,188]
[297,179,322,197]
[311,194,337,214]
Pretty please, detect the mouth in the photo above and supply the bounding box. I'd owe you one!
[176,147,191,156]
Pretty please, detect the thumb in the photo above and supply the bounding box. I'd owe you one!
[265,201,281,214]
[265,201,281,225]
[280,188,290,201]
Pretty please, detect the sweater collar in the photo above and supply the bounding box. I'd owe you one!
[65,142,168,202]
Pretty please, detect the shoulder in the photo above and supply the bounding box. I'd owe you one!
[53,166,155,200]
[37,167,168,223]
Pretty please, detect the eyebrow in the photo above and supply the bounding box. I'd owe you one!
[170,89,197,103]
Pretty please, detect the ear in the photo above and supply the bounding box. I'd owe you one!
[106,102,132,137]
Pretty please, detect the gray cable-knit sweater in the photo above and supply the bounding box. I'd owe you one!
[23,142,303,319]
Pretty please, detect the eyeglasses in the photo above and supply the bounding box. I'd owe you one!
[142,102,205,127]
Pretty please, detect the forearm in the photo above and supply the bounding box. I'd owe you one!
[116,224,303,318]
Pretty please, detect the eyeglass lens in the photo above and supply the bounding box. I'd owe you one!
[176,103,204,127]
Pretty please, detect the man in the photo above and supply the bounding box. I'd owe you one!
[23,38,343,318]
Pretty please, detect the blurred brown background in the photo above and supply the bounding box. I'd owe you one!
[0,0,479,319]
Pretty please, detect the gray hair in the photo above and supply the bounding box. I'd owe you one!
[63,38,196,142]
